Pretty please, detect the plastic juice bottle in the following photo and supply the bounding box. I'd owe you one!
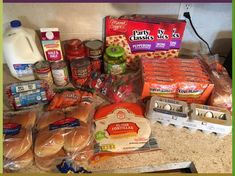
[3,20,44,81]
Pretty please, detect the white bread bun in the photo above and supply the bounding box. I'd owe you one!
[4,111,36,129]
[4,149,33,171]
[34,128,64,157]
[4,128,32,159]
[36,110,65,130]
[35,149,66,172]
[63,122,91,153]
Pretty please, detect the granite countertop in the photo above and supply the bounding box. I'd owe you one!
[3,64,232,173]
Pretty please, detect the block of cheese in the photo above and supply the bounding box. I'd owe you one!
[94,103,152,152]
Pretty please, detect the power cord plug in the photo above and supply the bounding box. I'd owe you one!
[183,11,214,55]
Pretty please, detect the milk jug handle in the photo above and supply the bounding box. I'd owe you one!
[25,36,35,53]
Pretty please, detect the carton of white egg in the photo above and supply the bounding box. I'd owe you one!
[145,96,189,128]
[146,96,232,137]
[186,103,232,137]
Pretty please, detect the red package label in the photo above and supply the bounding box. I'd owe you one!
[46,50,62,61]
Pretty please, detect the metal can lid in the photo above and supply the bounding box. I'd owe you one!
[71,58,90,67]
[85,40,103,50]
[51,60,67,69]
[105,45,125,58]
[35,61,50,72]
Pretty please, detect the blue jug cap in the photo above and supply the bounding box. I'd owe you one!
[10,20,22,28]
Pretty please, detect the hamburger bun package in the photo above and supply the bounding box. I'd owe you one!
[3,110,37,171]
[91,102,160,163]
[34,100,95,172]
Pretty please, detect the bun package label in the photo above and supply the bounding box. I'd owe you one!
[3,123,21,136]
[94,103,152,152]
[49,118,80,131]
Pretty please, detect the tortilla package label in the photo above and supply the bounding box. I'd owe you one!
[94,103,152,153]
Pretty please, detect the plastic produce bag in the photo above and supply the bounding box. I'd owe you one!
[200,54,232,111]
[85,71,141,103]
[47,88,94,111]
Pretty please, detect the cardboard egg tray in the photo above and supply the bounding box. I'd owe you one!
[146,96,232,137]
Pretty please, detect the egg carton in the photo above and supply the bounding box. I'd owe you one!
[184,103,232,137]
[145,96,189,128]
[146,96,232,137]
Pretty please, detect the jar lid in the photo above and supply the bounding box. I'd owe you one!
[71,58,90,67]
[85,40,103,50]
[66,39,83,50]
[105,46,125,58]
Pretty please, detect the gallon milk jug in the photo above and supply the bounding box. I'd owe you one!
[3,20,44,81]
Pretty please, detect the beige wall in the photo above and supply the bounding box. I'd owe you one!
[3,3,232,58]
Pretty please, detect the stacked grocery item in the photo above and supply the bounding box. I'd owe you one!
[146,96,232,137]
[2,15,232,173]
[105,15,186,70]
[3,111,37,171]
[140,58,214,104]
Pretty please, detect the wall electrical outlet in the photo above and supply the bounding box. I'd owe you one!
[178,3,194,20]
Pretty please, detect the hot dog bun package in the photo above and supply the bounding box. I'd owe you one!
[34,101,95,172]
[92,103,159,163]
[105,15,186,70]
[3,110,37,171]
[201,55,232,111]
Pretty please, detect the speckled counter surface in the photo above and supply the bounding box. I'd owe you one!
[3,64,232,173]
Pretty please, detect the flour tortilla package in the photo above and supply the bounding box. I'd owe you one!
[91,103,159,163]
[3,110,37,171]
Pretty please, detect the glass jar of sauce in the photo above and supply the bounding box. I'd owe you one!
[104,46,126,75]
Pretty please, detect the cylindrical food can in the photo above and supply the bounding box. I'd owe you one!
[90,58,102,73]
[34,61,53,85]
[84,40,103,59]
[70,58,91,87]
[65,39,86,61]
[51,61,69,87]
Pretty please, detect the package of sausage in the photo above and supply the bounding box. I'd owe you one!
[5,80,55,110]
[91,103,159,163]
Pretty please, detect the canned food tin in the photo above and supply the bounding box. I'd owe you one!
[51,61,69,87]
[70,58,91,87]
[34,61,53,85]
[65,39,86,60]
[90,58,102,72]
[85,40,103,59]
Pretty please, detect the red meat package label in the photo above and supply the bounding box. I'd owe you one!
[106,17,159,53]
